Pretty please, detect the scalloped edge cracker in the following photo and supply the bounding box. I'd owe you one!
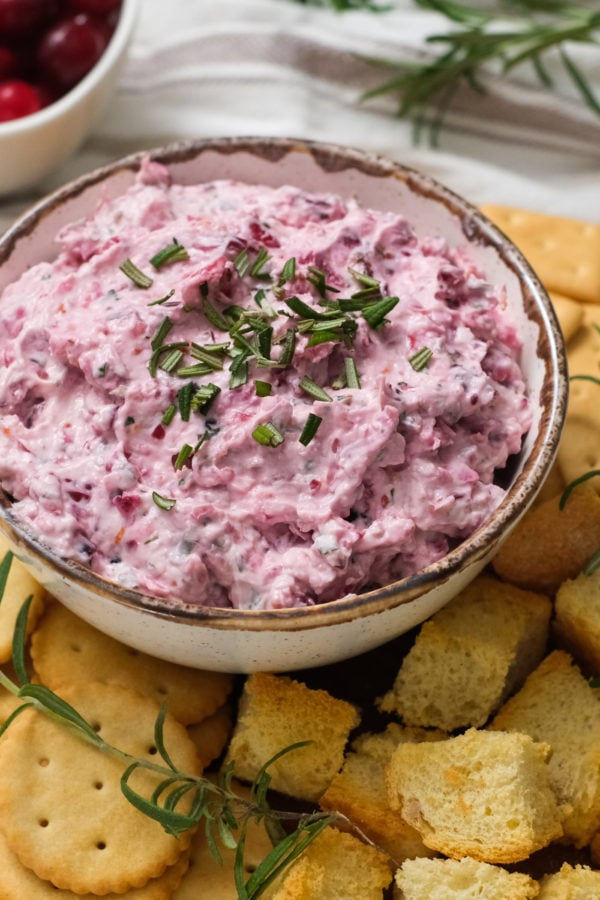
[0,534,46,664]
[549,291,584,344]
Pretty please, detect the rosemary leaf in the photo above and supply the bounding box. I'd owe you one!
[120,258,153,289]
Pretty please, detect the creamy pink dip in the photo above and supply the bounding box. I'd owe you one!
[0,161,530,610]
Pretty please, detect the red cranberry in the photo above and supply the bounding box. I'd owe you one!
[36,13,108,90]
[0,80,42,122]
[69,0,121,13]
[0,0,57,38]
[0,46,19,80]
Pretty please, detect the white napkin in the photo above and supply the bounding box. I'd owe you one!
[2,0,599,231]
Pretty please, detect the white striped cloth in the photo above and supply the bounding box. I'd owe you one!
[1,0,599,231]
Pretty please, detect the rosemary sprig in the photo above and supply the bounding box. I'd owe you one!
[357,0,600,145]
[0,553,344,897]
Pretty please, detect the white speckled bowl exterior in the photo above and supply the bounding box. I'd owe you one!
[0,138,567,672]
[0,0,138,197]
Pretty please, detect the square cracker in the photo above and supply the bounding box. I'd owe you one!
[481,204,600,303]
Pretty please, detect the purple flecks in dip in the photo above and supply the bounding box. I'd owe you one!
[0,161,531,610]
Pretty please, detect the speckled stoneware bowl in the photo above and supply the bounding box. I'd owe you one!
[0,137,568,672]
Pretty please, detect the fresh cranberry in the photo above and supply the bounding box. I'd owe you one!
[0,46,19,80]
[68,0,121,13]
[0,0,57,38]
[36,13,108,90]
[0,80,42,122]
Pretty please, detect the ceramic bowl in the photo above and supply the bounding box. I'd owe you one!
[0,137,568,672]
[0,0,138,197]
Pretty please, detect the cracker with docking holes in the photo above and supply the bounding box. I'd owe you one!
[30,600,234,726]
[0,681,201,895]
[0,535,46,664]
[480,204,600,303]
[557,302,600,488]
[549,291,584,343]
[0,824,190,899]
[187,704,233,770]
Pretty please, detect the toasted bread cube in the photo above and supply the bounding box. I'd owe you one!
[385,729,563,864]
[395,856,540,899]
[263,827,391,900]
[537,863,600,898]
[379,575,551,730]
[225,673,359,802]
[320,723,445,862]
[554,567,600,675]
[490,651,600,846]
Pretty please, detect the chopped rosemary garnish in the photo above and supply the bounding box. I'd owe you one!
[190,344,225,371]
[233,248,251,278]
[284,295,341,321]
[150,239,189,270]
[162,404,176,426]
[306,266,339,298]
[173,443,193,470]
[255,380,272,397]
[299,376,332,402]
[344,356,361,389]
[119,258,153,289]
[299,413,323,446]
[176,363,214,378]
[277,329,297,367]
[177,382,196,421]
[158,348,184,373]
[152,492,176,510]
[190,382,221,415]
[148,289,176,307]
[202,297,230,332]
[249,247,271,278]
[252,422,285,447]
[124,416,135,426]
[349,267,380,290]
[151,317,174,350]
[229,353,250,389]
[362,295,399,329]
[408,346,433,372]
[278,257,297,286]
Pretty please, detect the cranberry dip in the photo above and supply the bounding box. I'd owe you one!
[0,161,530,611]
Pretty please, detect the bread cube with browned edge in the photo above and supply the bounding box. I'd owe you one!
[385,729,563,863]
[320,723,446,863]
[490,650,600,847]
[554,567,600,675]
[225,673,360,802]
[262,826,391,900]
[537,863,600,898]
[395,856,540,899]
[379,575,551,731]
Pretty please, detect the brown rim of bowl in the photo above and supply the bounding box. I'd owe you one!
[0,136,569,632]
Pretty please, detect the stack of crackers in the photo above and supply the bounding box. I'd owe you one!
[0,205,599,898]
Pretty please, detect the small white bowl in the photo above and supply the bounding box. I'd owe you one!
[0,138,568,672]
[0,0,138,197]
